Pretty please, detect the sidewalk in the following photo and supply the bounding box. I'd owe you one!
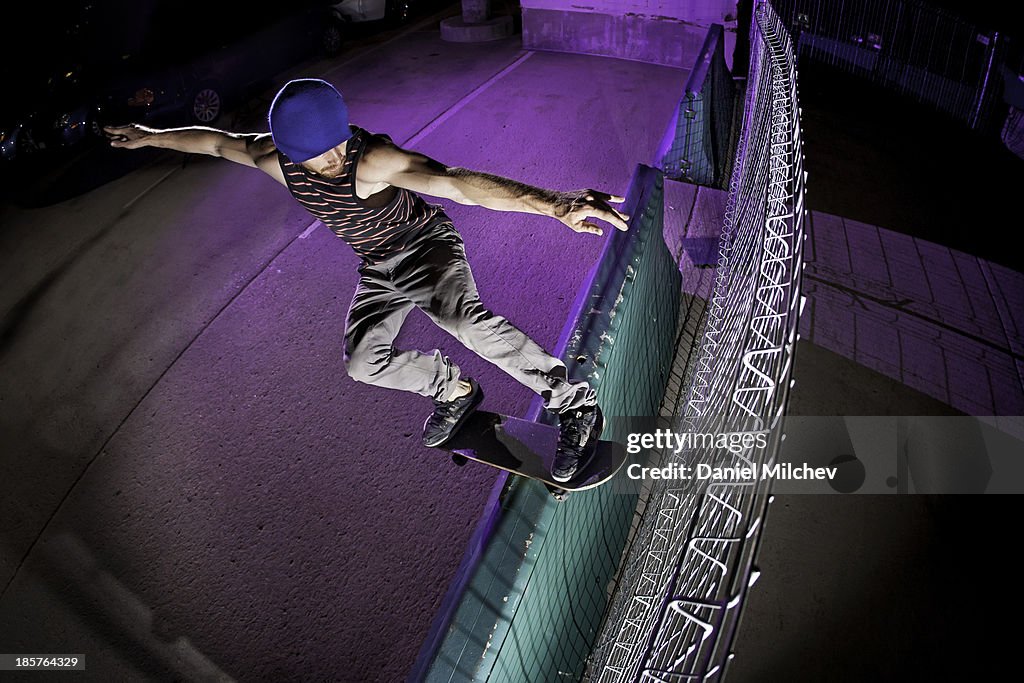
[0,25,686,683]
[801,211,1024,431]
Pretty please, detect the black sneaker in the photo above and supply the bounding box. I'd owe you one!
[552,404,604,483]
[422,378,483,447]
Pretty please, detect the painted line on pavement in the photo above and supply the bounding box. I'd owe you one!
[299,220,323,239]
[401,51,534,148]
[322,7,462,81]
[121,166,180,211]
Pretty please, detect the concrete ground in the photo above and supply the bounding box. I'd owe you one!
[0,22,686,683]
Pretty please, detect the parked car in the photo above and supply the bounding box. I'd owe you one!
[1,62,101,162]
[1,3,103,162]
[2,1,344,165]
[0,121,38,162]
[100,1,345,127]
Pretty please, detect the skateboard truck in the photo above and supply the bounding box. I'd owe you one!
[545,483,570,501]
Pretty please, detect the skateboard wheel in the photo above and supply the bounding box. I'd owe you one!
[451,454,468,467]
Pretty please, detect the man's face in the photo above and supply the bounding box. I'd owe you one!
[300,141,347,178]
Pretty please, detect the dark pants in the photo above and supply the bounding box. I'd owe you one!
[343,221,595,411]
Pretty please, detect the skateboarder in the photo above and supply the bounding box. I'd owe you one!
[105,78,629,482]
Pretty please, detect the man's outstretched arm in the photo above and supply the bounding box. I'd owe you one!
[360,138,630,236]
[104,124,285,186]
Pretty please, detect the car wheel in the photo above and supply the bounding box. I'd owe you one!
[322,21,344,56]
[88,107,103,137]
[190,85,223,124]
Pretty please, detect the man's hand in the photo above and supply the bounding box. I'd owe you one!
[552,189,630,236]
[104,124,157,149]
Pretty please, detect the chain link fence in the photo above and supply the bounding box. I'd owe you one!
[773,0,1007,130]
[585,1,807,679]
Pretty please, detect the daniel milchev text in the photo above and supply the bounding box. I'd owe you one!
[624,429,838,482]
[626,462,839,482]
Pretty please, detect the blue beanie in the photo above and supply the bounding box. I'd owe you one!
[269,79,352,162]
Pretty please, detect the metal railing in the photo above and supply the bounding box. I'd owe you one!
[657,24,737,188]
[772,0,1006,129]
[586,1,806,679]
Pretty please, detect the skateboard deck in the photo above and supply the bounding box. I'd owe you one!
[439,410,628,494]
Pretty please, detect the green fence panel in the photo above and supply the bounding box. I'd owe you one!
[413,165,681,683]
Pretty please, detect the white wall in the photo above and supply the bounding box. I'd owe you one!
[521,0,739,25]
[520,0,740,70]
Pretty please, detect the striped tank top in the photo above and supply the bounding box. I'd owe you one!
[278,126,446,262]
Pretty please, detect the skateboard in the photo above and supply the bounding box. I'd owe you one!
[438,410,628,499]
